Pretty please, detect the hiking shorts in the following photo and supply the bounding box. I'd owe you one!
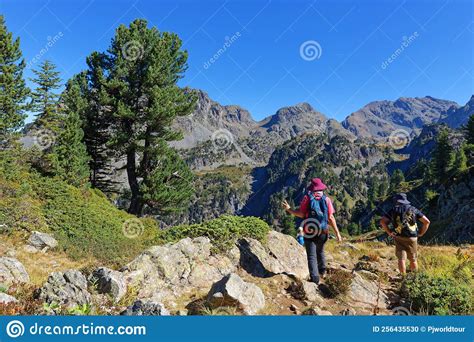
[394,236,417,261]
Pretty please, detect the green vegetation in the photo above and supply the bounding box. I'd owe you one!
[0,15,29,144]
[0,149,158,266]
[401,272,472,315]
[157,215,270,253]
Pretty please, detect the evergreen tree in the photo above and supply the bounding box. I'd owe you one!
[82,53,116,192]
[50,77,90,186]
[29,60,62,129]
[462,114,474,145]
[0,15,29,144]
[85,19,196,215]
[431,128,454,183]
[389,169,405,193]
[453,145,468,174]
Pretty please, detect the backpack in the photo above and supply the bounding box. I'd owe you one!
[393,205,418,237]
[307,192,329,233]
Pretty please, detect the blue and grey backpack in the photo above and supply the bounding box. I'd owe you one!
[308,192,329,233]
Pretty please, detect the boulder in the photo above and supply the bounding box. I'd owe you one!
[349,272,388,309]
[38,269,91,308]
[207,273,265,315]
[303,306,333,315]
[89,267,127,302]
[0,257,30,287]
[121,300,170,316]
[0,292,18,304]
[301,281,324,304]
[238,231,309,279]
[28,231,58,250]
[121,237,236,301]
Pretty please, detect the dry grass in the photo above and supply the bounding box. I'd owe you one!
[0,233,98,286]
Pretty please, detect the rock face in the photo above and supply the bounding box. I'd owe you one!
[349,272,388,310]
[440,95,474,128]
[0,292,18,303]
[207,273,265,315]
[121,300,170,316]
[28,231,58,250]
[121,237,236,301]
[342,96,458,140]
[38,270,91,308]
[238,231,309,279]
[0,257,30,287]
[89,267,127,302]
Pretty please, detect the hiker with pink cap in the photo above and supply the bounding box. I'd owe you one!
[282,178,342,284]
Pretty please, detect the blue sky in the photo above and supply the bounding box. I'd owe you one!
[1,0,473,122]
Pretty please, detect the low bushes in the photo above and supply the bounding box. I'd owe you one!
[324,269,354,298]
[401,272,472,315]
[157,215,270,252]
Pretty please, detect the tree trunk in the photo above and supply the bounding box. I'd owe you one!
[127,147,143,216]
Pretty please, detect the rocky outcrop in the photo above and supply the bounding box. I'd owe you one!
[121,237,236,301]
[38,270,91,308]
[0,257,30,287]
[27,231,58,251]
[89,267,127,302]
[238,231,309,279]
[121,300,170,316]
[207,273,265,315]
[0,292,18,303]
[349,272,388,310]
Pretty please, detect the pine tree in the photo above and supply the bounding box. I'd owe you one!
[82,53,116,192]
[462,114,474,145]
[0,15,29,144]
[84,19,196,215]
[29,60,62,130]
[453,145,468,174]
[50,77,90,186]
[431,128,454,183]
[389,169,405,193]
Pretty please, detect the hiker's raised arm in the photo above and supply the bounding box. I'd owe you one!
[281,200,305,218]
[417,215,430,237]
[328,214,342,242]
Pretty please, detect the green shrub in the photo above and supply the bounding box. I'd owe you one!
[157,215,270,252]
[324,269,354,298]
[31,174,158,265]
[401,272,472,315]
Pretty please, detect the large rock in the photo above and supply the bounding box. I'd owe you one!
[121,300,170,316]
[349,272,388,309]
[0,292,17,304]
[28,231,58,250]
[38,269,91,308]
[89,267,127,302]
[0,257,30,287]
[207,273,265,315]
[121,237,236,301]
[238,231,309,279]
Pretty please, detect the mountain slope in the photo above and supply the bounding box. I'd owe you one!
[440,95,474,128]
[342,96,458,139]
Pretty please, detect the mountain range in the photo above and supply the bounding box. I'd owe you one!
[172,90,473,170]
